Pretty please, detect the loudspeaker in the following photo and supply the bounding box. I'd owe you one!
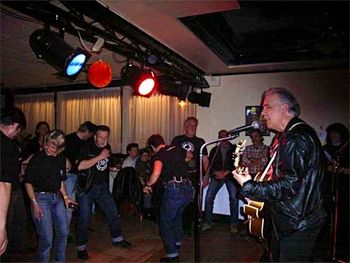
[188,91,211,107]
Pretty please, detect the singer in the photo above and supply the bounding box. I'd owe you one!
[233,88,326,262]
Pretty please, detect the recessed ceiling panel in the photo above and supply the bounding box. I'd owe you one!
[180,1,349,66]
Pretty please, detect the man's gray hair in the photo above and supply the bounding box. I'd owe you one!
[262,87,300,117]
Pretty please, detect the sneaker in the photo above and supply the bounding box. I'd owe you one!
[112,239,132,248]
[77,249,88,260]
[201,223,212,232]
[230,224,239,235]
[160,256,179,262]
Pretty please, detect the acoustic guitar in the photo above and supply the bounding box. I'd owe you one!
[241,151,276,240]
[243,173,269,240]
[233,140,275,240]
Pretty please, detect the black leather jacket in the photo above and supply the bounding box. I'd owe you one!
[241,117,327,238]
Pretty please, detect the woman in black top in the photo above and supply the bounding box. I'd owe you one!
[144,134,194,262]
[24,130,76,263]
[33,121,50,150]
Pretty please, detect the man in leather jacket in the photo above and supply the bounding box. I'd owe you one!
[233,87,326,262]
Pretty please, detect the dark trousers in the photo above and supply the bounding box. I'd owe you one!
[182,175,198,233]
[77,182,123,250]
[271,223,323,262]
[334,173,349,261]
[182,201,195,233]
[1,189,26,262]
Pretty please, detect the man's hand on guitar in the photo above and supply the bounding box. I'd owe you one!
[232,167,252,187]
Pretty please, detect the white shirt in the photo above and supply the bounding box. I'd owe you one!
[121,156,137,169]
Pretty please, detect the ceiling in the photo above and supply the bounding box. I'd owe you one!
[0,0,348,91]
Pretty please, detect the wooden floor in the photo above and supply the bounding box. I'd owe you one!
[65,213,265,262]
[7,211,332,263]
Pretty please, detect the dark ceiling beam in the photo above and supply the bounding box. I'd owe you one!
[2,2,143,62]
[2,0,209,88]
[2,79,127,95]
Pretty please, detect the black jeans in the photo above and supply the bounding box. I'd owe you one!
[1,189,26,262]
[271,222,324,262]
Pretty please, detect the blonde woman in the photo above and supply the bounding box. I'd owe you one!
[25,130,76,262]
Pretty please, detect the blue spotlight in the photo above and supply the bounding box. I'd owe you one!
[65,52,88,76]
[30,29,90,80]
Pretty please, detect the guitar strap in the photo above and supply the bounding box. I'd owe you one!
[257,121,306,182]
[255,148,277,182]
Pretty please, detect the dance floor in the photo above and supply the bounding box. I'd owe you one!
[9,211,332,262]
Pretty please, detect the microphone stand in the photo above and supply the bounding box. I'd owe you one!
[195,133,239,263]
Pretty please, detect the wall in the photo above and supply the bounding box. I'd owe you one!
[197,69,349,147]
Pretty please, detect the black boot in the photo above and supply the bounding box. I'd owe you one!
[160,256,179,262]
[77,249,88,260]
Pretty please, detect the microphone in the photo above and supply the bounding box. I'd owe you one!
[228,121,261,135]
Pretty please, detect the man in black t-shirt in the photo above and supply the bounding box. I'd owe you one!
[64,121,96,240]
[0,107,26,256]
[75,125,131,260]
[144,134,194,262]
[171,117,209,181]
[171,116,209,234]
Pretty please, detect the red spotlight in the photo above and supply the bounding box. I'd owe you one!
[135,70,156,97]
[121,64,157,97]
[88,60,112,88]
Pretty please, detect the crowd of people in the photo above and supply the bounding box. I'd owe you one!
[0,87,348,262]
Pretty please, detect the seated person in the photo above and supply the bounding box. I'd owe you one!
[135,148,152,217]
[135,148,152,185]
[241,129,269,176]
[202,129,239,235]
[121,143,139,169]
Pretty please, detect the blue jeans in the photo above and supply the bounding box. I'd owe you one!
[64,172,77,234]
[159,181,194,257]
[77,182,123,250]
[204,178,239,225]
[31,192,68,263]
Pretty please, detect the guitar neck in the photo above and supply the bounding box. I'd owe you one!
[233,139,246,174]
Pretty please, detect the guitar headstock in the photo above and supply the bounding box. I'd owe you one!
[233,139,246,173]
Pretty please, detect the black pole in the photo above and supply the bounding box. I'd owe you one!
[197,134,238,262]
[194,180,201,263]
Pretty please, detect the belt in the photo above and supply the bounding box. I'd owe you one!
[35,191,57,195]
[166,177,191,185]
